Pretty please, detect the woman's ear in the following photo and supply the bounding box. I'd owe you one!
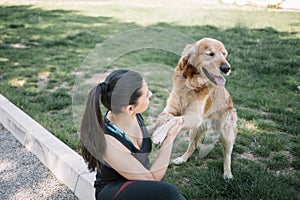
[125,105,134,115]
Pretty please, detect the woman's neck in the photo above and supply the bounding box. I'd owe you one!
[107,111,142,139]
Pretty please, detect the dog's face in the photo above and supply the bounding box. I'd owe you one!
[177,38,231,89]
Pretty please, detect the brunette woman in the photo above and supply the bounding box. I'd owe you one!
[80,69,185,200]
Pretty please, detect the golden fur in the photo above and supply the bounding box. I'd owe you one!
[154,38,238,179]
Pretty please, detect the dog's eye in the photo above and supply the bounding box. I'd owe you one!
[206,52,215,57]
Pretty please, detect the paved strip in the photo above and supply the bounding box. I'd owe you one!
[0,124,78,199]
[0,94,95,200]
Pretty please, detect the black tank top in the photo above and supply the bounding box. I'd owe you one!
[94,113,152,189]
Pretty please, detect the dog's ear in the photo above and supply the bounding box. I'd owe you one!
[178,57,188,71]
[178,43,196,72]
[177,42,198,78]
[178,57,197,78]
[182,43,197,64]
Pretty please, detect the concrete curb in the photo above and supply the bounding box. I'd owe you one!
[0,94,95,200]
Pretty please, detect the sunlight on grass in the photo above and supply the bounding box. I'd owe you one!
[9,78,27,87]
[245,120,258,130]
[0,57,9,62]
[38,71,51,78]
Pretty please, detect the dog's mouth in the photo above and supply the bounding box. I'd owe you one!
[202,68,226,86]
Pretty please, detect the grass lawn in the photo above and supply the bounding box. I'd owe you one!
[0,1,299,199]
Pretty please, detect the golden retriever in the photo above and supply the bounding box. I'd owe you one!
[152,38,238,179]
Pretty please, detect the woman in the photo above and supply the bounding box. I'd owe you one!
[80,69,185,200]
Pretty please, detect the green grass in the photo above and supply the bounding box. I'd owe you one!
[0,1,300,199]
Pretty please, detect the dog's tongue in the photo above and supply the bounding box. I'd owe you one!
[213,75,226,86]
[202,68,226,86]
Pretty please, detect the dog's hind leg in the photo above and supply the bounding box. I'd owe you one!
[221,109,237,179]
[172,128,204,164]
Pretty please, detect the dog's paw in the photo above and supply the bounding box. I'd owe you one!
[152,116,181,145]
[172,156,187,165]
[223,171,233,179]
[151,125,168,145]
[157,112,173,127]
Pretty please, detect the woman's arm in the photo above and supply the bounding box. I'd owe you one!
[104,117,183,181]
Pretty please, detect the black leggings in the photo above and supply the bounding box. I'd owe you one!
[96,180,186,200]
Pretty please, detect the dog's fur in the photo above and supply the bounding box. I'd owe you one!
[155,38,238,179]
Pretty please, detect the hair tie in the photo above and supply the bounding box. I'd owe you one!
[98,82,108,93]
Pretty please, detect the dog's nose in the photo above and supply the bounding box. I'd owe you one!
[220,64,231,74]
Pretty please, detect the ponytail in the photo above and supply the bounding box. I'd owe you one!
[80,83,107,171]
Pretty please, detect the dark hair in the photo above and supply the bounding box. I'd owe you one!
[80,70,144,171]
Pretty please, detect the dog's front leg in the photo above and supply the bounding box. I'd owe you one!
[151,91,183,144]
[221,108,238,179]
[172,108,202,164]
[178,101,202,130]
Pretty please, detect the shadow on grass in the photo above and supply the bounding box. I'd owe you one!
[0,5,299,200]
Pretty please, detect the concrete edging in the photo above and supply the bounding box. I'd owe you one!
[0,94,95,200]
